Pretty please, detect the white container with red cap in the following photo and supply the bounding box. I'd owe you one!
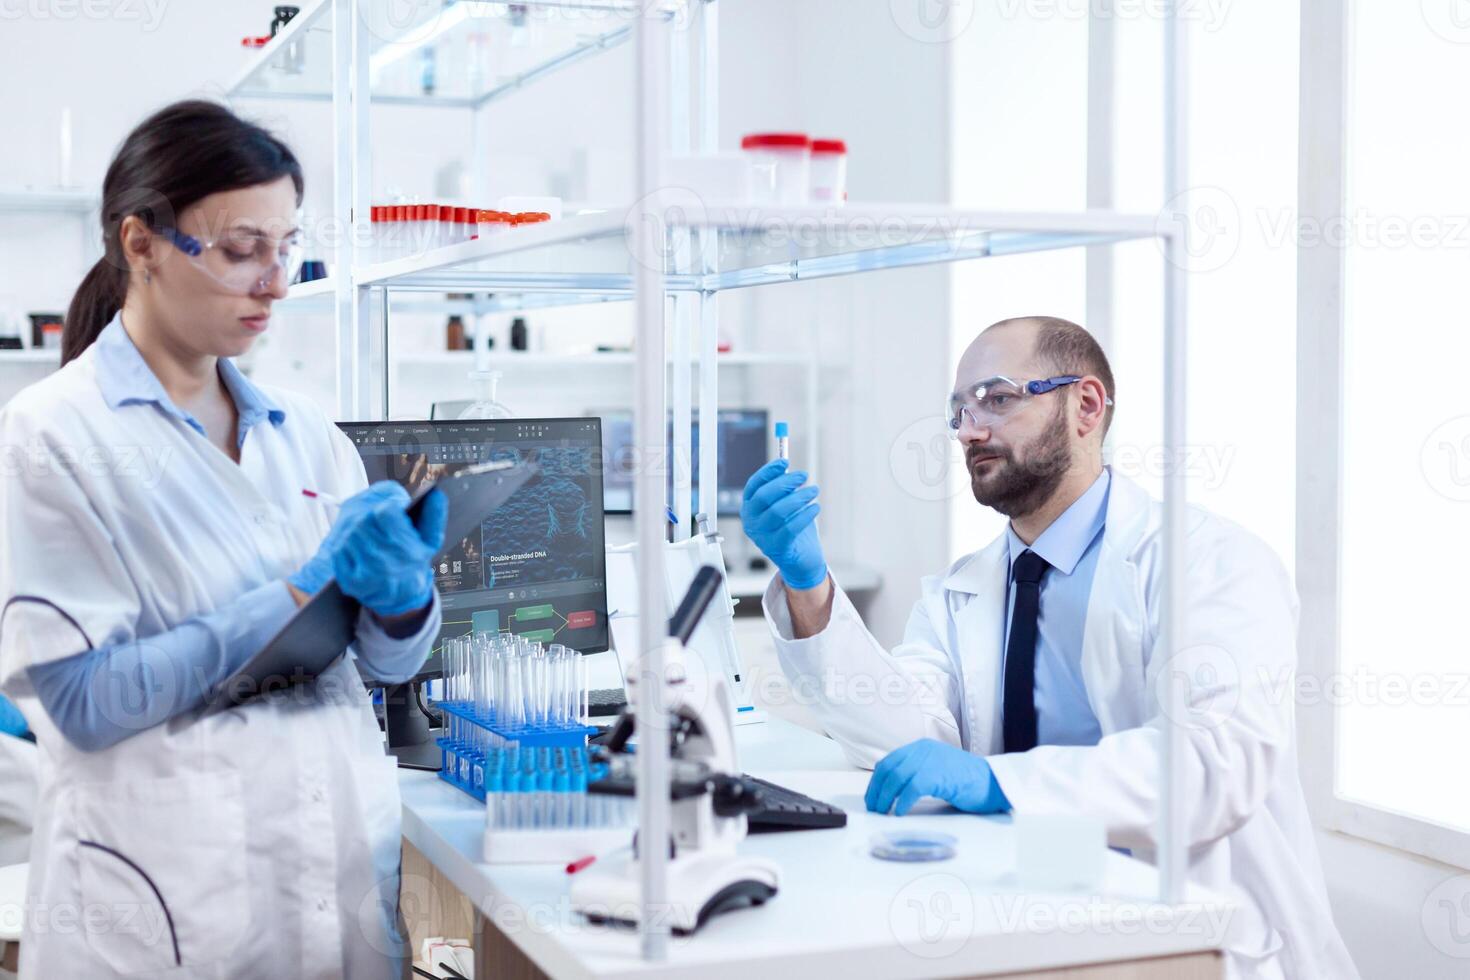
[741,133,812,205]
[809,139,848,205]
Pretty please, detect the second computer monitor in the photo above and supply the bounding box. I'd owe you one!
[339,418,610,658]
[597,408,769,515]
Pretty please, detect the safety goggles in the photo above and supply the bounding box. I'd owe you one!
[946,374,1111,436]
[158,226,304,295]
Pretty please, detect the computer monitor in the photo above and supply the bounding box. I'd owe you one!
[342,418,611,768]
[597,409,769,515]
[339,418,611,668]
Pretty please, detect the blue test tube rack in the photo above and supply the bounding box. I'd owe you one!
[434,699,598,802]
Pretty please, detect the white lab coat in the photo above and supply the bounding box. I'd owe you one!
[0,734,36,867]
[763,469,1357,980]
[0,347,435,978]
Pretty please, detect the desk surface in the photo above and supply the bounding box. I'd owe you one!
[399,718,1233,980]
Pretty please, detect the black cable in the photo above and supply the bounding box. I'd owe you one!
[414,681,442,727]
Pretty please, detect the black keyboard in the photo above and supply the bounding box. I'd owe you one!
[744,774,847,832]
[587,687,628,717]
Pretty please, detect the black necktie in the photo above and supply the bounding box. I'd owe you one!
[1003,549,1049,753]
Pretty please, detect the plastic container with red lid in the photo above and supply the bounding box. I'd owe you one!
[741,133,812,205]
[809,138,848,205]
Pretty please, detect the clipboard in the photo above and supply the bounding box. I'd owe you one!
[207,459,537,710]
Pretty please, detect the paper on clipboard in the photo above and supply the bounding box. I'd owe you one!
[206,460,537,710]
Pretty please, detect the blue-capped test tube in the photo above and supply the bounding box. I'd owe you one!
[775,421,789,461]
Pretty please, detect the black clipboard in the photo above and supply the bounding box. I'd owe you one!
[206,459,537,710]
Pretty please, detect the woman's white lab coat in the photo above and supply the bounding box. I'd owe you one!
[0,344,435,978]
[0,733,36,867]
[762,470,1358,980]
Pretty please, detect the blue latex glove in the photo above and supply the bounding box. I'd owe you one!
[741,459,827,590]
[331,484,448,617]
[865,738,1012,816]
[0,692,28,739]
[289,481,411,596]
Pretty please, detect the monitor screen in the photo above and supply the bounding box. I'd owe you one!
[339,419,610,670]
[598,409,769,515]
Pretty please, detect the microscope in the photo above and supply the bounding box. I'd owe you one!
[570,566,780,934]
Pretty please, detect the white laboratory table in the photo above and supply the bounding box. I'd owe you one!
[398,713,1232,980]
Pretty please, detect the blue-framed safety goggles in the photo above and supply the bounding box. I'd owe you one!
[158,226,304,295]
[947,374,1111,435]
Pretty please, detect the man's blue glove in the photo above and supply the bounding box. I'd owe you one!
[865,738,1012,816]
[741,459,827,590]
[331,484,448,617]
[289,481,409,596]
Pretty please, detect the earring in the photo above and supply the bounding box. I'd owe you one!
[144,270,151,284]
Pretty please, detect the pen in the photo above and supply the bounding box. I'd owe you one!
[301,488,341,507]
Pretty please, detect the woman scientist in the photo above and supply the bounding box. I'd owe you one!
[0,101,445,978]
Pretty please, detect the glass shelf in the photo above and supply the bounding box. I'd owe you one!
[277,287,626,316]
[353,205,1160,297]
[0,188,98,214]
[230,0,683,108]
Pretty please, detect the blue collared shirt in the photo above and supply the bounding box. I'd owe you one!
[93,315,286,449]
[1002,468,1111,747]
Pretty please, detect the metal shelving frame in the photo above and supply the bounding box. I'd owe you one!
[230,0,1193,960]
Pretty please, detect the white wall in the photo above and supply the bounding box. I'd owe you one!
[729,0,952,642]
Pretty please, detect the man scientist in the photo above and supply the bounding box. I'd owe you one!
[741,316,1356,980]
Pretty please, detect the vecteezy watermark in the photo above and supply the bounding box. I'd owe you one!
[888,414,964,503]
[890,872,976,960]
[1421,0,1470,44]
[623,191,986,276]
[0,442,174,491]
[995,0,1231,31]
[1152,643,1241,734]
[623,187,710,276]
[1108,441,1237,491]
[1420,416,1470,502]
[890,0,977,44]
[0,0,168,30]
[987,894,1235,941]
[1422,875,1470,958]
[358,869,439,959]
[85,654,377,737]
[21,900,172,951]
[362,0,694,64]
[889,875,1235,963]
[1156,186,1241,274]
[884,413,1238,504]
[1258,208,1470,251]
[1258,665,1470,710]
[745,662,949,713]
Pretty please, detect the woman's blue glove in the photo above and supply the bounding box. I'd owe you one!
[865,738,1012,816]
[0,692,29,739]
[331,484,448,617]
[289,481,409,596]
[741,459,827,590]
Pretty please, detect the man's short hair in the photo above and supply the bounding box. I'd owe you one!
[993,316,1116,435]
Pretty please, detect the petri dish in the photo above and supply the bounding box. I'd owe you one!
[870,830,958,862]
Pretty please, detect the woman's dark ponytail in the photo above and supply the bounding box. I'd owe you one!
[61,100,304,366]
[63,259,128,366]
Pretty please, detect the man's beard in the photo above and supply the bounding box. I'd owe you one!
[967,402,1074,518]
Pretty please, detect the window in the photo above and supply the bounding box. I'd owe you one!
[1337,1,1470,835]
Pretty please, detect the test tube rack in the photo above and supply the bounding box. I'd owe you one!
[435,701,632,863]
[434,699,597,799]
